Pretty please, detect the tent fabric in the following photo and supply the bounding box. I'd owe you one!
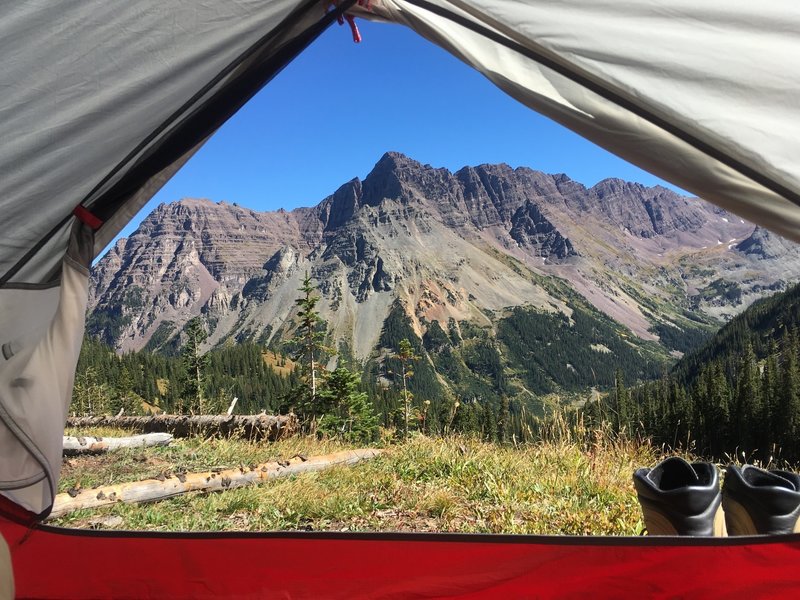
[0,0,350,516]
[362,0,800,243]
[0,0,341,287]
[3,515,800,599]
[0,223,93,517]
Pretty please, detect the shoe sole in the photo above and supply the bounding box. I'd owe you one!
[713,504,728,536]
[642,505,727,536]
[724,496,800,535]
[723,497,759,536]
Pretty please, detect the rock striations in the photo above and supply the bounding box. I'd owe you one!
[88,152,800,356]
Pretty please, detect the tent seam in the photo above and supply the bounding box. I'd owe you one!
[0,473,47,491]
[0,280,61,291]
[21,522,800,546]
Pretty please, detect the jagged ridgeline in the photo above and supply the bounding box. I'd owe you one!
[81,152,800,432]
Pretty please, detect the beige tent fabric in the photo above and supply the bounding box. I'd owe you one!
[0,533,12,600]
[364,0,800,242]
[0,225,92,515]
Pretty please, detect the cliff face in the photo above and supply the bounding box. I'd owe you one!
[88,152,800,357]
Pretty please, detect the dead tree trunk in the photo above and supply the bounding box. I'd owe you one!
[49,449,383,519]
[65,414,297,440]
[63,433,173,456]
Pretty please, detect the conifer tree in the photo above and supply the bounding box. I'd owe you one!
[613,369,631,433]
[667,381,690,448]
[72,366,109,416]
[498,396,512,443]
[181,316,209,414]
[396,338,419,441]
[734,343,761,452]
[779,331,800,456]
[290,274,328,411]
[109,365,141,416]
[704,362,730,456]
[481,402,498,442]
[762,340,780,451]
[317,366,378,442]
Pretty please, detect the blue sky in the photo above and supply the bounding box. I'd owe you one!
[115,19,682,241]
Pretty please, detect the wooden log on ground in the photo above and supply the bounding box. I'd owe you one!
[64,414,297,441]
[49,448,383,518]
[62,433,174,456]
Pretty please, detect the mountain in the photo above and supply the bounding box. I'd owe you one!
[615,278,800,462]
[88,152,800,400]
[672,280,800,385]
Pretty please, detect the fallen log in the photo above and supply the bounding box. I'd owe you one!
[64,414,297,441]
[49,448,383,518]
[63,433,173,456]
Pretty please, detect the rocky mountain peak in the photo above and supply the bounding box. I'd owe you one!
[587,178,708,238]
[322,178,363,231]
[509,200,577,260]
[361,151,453,208]
[87,152,797,356]
[736,226,800,261]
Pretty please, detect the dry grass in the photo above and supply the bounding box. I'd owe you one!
[54,425,666,536]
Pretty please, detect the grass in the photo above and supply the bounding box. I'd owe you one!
[55,426,664,536]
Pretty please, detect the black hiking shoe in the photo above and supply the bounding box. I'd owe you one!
[722,465,800,535]
[633,457,725,536]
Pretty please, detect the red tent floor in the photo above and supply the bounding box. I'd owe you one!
[2,515,800,599]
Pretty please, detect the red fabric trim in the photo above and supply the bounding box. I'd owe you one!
[3,516,800,599]
[344,13,362,43]
[0,494,37,526]
[72,205,103,230]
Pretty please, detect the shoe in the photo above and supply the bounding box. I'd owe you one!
[633,457,726,536]
[722,465,800,535]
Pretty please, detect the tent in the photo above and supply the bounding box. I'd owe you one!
[1,0,800,596]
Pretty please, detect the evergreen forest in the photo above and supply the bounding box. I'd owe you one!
[72,277,800,462]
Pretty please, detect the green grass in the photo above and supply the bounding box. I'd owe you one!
[54,428,667,535]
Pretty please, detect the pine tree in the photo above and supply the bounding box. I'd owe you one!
[734,343,761,453]
[613,369,630,433]
[109,365,141,416]
[762,340,780,453]
[498,396,512,443]
[286,273,333,430]
[317,366,378,443]
[72,366,109,416]
[180,317,209,414]
[779,331,800,457]
[481,402,498,442]
[707,362,731,457]
[674,382,694,449]
[396,338,419,441]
